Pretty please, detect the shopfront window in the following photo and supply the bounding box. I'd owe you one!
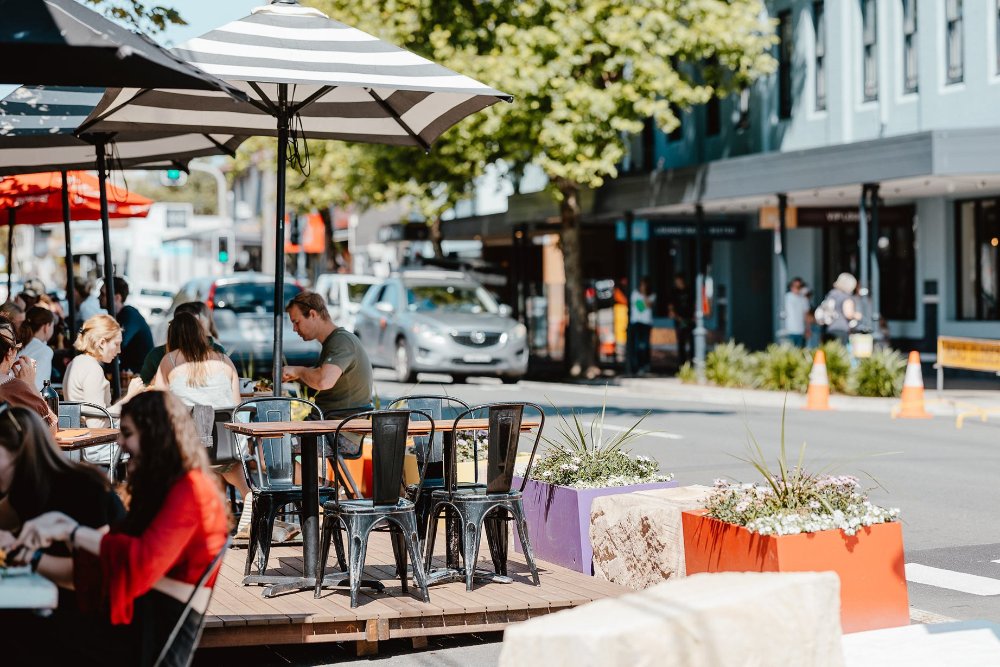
[956,199,1000,320]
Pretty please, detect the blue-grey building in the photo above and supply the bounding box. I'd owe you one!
[444,0,1000,359]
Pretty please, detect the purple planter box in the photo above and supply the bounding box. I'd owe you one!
[512,476,679,574]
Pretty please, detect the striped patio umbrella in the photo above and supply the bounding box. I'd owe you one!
[79,0,512,387]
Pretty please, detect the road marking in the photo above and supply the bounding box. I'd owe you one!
[905,563,1000,596]
[598,423,684,440]
[992,559,1000,565]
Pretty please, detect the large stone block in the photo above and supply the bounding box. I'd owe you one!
[499,571,845,667]
[590,484,713,589]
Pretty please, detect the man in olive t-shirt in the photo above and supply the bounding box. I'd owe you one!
[282,290,373,418]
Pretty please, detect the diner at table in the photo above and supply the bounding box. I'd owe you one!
[17,305,56,390]
[0,321,57,434]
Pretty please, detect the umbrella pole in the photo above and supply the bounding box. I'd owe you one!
[61,171,77,342]
[272,85,289,397]
[6,209,12,301]
[96,141,121,401]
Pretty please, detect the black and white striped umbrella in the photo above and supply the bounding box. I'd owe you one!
[0,86,245,176]
[79,0,512,387]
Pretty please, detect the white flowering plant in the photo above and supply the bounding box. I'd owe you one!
[528,390,673,489]
[705,406,899,536]
[455,430,488,463]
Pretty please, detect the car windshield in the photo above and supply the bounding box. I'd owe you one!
[347,283,372,303]
[405,284,497,314]
[213,282,301,314]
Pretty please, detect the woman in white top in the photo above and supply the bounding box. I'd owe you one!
[63,314,145,464]
[18,306,55,390]
[153,312,240,409]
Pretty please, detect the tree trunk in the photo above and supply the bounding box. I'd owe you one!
[557,180,597,378]
[429,217,445,259]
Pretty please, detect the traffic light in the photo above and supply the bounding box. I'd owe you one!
[217,235,230,263]
[159,168,188,187]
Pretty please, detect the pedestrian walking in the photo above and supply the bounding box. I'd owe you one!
[669,273,694,366]
[815,272,862,344]
[628,276,655,375]
[782,277,810,347]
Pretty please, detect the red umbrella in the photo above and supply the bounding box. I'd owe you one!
[0,171,153,225]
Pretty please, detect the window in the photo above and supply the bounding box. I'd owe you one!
[861,0,878,101]
[902,0,918,93]
[814,2,826,110]
[956,198,1000,320]
[946,0,963,84]
[706,96,721,136]
[778,10,793,118]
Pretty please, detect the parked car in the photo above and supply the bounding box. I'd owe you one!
[156,272,319,376]
[313,273,379,333]
[128,281,175,329]
[354,270,528,383]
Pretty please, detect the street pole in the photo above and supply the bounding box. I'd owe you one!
[869,184,881,336]
[624,211,633,375]
[858,184,870,298]
[272,85,288,396]
[776,193,789,340]
[694,204,707,383]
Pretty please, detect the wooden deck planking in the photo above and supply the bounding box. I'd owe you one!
[201,529,627,648]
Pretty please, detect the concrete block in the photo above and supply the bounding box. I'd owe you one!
[590,484,714,589]
[499,571,845,667]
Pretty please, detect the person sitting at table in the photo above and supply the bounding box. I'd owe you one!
[0,405,125,640]
[18,306,56,391]
[13,390,229,664]
[0,300,25,328]
[139,301,225,386]
[0,322,57,434]
[63,314,145,465]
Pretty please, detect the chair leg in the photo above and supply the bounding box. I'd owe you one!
[509,501,540,586]
[461,507,484,592]
[332,520,348,572]
[348,518,374,609]
[400,512,430,603]
[389,523,408,594]
[423,502,442,571]
[315,514,334,597]
[484,509,508,576]
[257,500,283,575]
[244,496,262,577]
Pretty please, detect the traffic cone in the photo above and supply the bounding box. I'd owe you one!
[894,351,932,419]
[804,350,831,411]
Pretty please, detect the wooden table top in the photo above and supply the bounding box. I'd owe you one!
[0,571,58,610]
[55,427,119,451]
[225,417,540,437]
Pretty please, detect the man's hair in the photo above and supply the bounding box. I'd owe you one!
[103,276,130,302]
[286,290,331,321]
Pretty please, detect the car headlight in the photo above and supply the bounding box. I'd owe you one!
[413,323,447,341]
[511,323,527,340]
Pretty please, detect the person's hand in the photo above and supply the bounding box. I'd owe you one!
[125,377,145,397]
[281,366,301,382]
[0,528,16,551]
[14,512,77,552]
[12,357,37,387]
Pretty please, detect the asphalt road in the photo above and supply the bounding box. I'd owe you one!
[198,371,1000,665]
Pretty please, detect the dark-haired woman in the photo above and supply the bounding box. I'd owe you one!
[0,321,57,433]
[18,305,55,390]
[14,391,229,664]
[153,311,239,409]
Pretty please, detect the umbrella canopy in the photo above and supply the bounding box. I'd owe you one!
[0,171,153,224]
[0,0,247,93]
[0,86,245,176]
[79,0,512,386]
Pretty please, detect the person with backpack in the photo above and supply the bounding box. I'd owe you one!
[815,273,862,344]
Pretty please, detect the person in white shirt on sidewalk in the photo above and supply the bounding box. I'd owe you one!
[783,277,810,348]
[628,276,656,375]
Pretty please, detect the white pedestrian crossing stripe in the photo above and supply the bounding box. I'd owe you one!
[905,563,1000,596]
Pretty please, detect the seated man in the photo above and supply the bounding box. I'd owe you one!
[100,277,153,374]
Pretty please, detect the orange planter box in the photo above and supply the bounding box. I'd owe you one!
[682,509,909,633]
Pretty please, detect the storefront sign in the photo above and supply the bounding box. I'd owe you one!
[759,205,799,229]
[937,336,1000,373]
[649,221,744,239]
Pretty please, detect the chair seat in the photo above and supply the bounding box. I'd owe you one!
[430,487,522,502]
[324,497,415,516]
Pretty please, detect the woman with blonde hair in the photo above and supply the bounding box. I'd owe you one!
[63,314,144,464]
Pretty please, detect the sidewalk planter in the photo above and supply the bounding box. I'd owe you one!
[681,509,909,633]
[513,476,679,574]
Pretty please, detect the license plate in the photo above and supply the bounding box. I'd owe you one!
[462,353,492,364]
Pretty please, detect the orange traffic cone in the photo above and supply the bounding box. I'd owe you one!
[804,350,831,411]
[894,351,932,419]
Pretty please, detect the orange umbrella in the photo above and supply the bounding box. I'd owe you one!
[0,171,152,225]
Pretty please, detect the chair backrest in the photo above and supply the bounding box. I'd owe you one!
[386,394,469,483]
[233,397,322,490]
[448,402,545,495]
[189,405,215,449]
[209,407,241,465]
[153,536,231,667]
[58,401,113,429]
[333,409,433,506]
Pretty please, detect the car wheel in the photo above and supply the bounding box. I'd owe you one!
[500,375,521,384]
[394,339,415,383]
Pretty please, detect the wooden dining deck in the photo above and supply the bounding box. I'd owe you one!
[201,529,626,654]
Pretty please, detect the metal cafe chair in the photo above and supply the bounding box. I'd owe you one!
[58,401,119,481]
[315,409,433,607]
[424,402,545,591]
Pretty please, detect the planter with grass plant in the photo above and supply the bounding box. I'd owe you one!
[512,396,675,574]
[681,410,907,633]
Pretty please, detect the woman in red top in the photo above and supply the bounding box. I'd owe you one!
[14,390,229,664]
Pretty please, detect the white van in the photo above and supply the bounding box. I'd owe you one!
[313,273,379,332]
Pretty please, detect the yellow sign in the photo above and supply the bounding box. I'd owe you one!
[758,206,798,230]
[937,336,1000,373]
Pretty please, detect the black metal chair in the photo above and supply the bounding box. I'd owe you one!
[315,409,433,607]
[234,397,339,576]
[58,401,119,480]
[424,402,545,591]
[385,394,471,542]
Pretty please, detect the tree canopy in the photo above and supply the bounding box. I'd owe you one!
[82,0,186,34]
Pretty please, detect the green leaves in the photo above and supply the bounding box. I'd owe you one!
[83,0,186,33]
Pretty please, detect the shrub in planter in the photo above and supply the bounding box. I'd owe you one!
[752,343,812,392]
[705,340,754,388]
[819,340,851,393]
[513,394,676,573]
[677,361,697,384]
[682,411,907,632]
[849,348,906,398]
